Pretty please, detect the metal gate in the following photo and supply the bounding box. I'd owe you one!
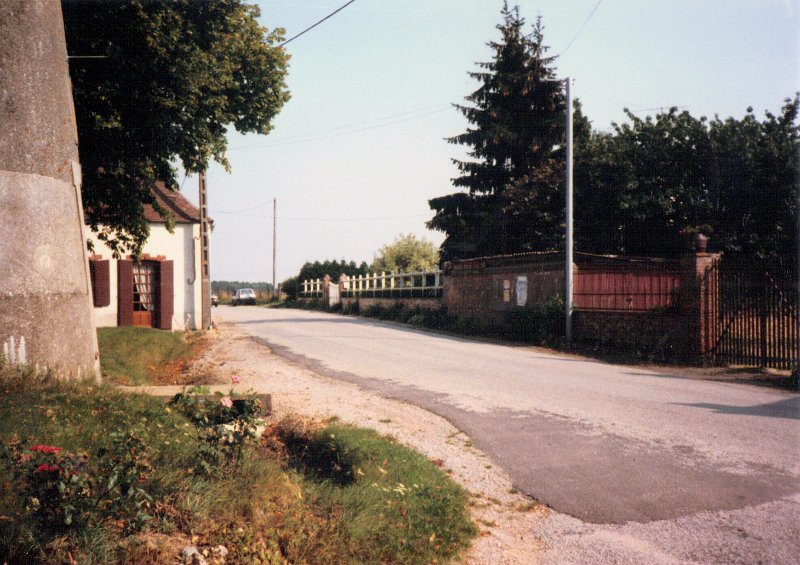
[704,256,798,370]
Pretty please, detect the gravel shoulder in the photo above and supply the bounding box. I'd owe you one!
[177,321,549,565]
[137,321,799,565]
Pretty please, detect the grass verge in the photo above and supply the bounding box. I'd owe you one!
[97,327,205,386]
[0,363,476,564]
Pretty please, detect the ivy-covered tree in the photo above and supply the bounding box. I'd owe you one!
[63,0,290,256]
[428,4,566,261]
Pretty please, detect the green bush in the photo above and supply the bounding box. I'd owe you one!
[169,385,265,471]
[342,301,360,316]
[500,297,564,343]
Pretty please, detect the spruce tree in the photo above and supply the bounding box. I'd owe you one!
[428,4,566,261]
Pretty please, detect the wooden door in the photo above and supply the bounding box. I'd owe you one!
[132,261,158,327]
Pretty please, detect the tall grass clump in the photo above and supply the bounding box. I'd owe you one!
[265,418,477,564]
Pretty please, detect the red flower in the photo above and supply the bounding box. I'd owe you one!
[34,463,59,474]
[29,445,63,454]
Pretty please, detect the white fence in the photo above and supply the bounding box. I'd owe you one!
[301,270,443,299]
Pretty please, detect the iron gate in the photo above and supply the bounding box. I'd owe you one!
[704,256,798,370]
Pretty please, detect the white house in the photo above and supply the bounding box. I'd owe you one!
[86,182,207,331]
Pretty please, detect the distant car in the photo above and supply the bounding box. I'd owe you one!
[231,288,256,306]
[211,293,219,307]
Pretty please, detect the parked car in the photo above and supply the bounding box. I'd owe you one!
[211,293,219,307]
[231,288,256,306]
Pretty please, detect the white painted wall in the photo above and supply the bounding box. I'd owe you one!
[86,223,201,330]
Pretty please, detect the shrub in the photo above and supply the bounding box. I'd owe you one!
[500,297,565,343]
[169,385,265,471]
[342,300,360,315]
[0,433,154,561]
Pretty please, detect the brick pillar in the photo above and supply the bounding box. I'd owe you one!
[680,235,720,363]
[322,274,332,304]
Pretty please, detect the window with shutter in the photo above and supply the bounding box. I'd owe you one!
[156,260,174,330]
[89,260,110,307]
[118,260,134,326]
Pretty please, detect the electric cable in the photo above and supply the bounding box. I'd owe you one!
[280,0,358,47]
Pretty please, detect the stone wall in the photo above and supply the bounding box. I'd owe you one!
[443,253,565,320]
[340,297,442,311]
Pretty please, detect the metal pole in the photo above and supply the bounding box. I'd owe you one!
[272,198,277,299]
[794,186,800,388]
[565,77,574,341]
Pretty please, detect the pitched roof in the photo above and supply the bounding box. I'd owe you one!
[144,181,201,224]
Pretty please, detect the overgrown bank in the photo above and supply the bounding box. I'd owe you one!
[0,362,475,563]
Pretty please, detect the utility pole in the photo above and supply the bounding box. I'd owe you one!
[0,0,99,379]
[272,198,277,299]
[795,186,800,389]
[565,77,574,342]
[199,171,211,329]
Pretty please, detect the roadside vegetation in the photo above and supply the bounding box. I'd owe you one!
[0,360,475,563]
[279,299,564,346]
[96,327,205,386]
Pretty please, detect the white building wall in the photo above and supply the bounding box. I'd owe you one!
[86,223,201,330]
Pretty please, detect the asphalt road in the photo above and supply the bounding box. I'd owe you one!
[217,306,799,528]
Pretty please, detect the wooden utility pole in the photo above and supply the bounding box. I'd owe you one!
[272,198,277,299]
[0,0,99,378]
[199,171,211,329]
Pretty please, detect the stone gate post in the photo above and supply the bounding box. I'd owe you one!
[680,234,720,363]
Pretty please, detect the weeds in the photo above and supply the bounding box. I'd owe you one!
[0,364,476,564]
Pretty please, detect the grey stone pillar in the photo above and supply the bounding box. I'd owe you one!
[0,0,100,379]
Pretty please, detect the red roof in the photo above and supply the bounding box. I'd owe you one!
[144,181,201,224]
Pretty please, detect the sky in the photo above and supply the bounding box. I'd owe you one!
[177,0,799,284]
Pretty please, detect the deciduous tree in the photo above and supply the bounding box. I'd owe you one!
[63,0,290,256]
[371,234,440,273]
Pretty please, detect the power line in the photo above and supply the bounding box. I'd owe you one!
[229,104,449,151]
[280,0,358,47]
[228,106,449,151]
[211,210,430,222]
[560,0,603,57]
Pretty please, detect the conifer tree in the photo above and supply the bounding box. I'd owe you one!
[428,4,566,261]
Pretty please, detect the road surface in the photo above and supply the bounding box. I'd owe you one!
[217,306,799,539]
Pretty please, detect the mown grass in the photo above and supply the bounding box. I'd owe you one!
[97,327,202,386]
[0,363,476,564]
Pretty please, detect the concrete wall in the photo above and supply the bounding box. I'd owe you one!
[0,0,99,378]
[87,223,202,330]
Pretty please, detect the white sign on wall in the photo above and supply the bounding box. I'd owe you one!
[516,275,528,306]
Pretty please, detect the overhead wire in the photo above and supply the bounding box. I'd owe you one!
[228,106,449,151]
[559,0,603,57]
[280,0,358,47]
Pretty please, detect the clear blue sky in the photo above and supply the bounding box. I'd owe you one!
[179,0,799,283]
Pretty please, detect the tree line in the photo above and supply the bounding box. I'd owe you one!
[429,4,798,271]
